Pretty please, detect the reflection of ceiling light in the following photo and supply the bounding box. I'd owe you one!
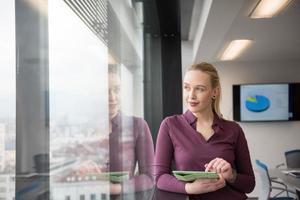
[250,0,293,19]
[220,40,252,61]
[26,0,48,15]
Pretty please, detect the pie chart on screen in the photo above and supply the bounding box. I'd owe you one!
[245,95,270,112]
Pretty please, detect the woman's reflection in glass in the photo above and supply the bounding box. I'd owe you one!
[108,65,154,199]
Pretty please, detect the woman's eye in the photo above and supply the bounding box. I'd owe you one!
[114,87,120,93]
[196,87,205,92]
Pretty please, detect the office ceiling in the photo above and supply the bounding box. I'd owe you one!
[181,0,300,63]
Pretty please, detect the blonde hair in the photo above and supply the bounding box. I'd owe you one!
[187,62,222,118]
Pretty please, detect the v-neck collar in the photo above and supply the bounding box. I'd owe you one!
[183,110,224,142]
[110,112,122,136]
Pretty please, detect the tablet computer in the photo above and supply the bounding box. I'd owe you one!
[89,171,129,182]
[172,171,219,182]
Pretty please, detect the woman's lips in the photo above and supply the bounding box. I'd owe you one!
[189,102,199,107]
[109,103,118,108]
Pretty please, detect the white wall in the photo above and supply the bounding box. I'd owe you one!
[181,41,193,77]
[214,60,300,197]
[181,41,193,111]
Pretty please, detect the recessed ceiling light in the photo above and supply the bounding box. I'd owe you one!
[220,40,252,61]
[250,0,293,19]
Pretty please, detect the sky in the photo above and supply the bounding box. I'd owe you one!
[0,0,15,118]
[48,0,109,123]
[0,0,109,121]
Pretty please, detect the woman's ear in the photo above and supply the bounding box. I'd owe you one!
[212,86,220,98]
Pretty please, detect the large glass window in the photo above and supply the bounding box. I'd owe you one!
[48,0,153,199]
[49,0,109,199]
[7,0,154,199]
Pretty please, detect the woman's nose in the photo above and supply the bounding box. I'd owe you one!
[189,89,196,99]
[109,90,116,100]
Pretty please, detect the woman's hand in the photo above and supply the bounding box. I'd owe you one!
[110,183,122,195]
[185,175,226,194]
[205,158,236,183]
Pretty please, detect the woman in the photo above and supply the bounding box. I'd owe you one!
[154,62,255,199]
[108,65,154,198]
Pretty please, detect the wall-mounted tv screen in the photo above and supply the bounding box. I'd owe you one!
[233,83,300,122]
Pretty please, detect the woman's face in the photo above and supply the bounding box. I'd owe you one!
[108,73,121,119]
[183,70,218,114]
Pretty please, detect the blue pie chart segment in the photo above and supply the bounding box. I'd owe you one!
[245,95,270,112]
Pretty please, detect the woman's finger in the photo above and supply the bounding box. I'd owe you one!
[220,162,231,173]
[205,158,218,172]
[213,159,224,173]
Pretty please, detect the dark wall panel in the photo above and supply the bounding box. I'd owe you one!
[144,0,182,144]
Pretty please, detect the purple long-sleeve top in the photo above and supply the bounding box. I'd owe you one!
[109,112,154,193]
[154,110,255,200]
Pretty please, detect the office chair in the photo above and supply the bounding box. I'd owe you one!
[275,150,300,169]
[255,160,296,200]
[285,150,300,169]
